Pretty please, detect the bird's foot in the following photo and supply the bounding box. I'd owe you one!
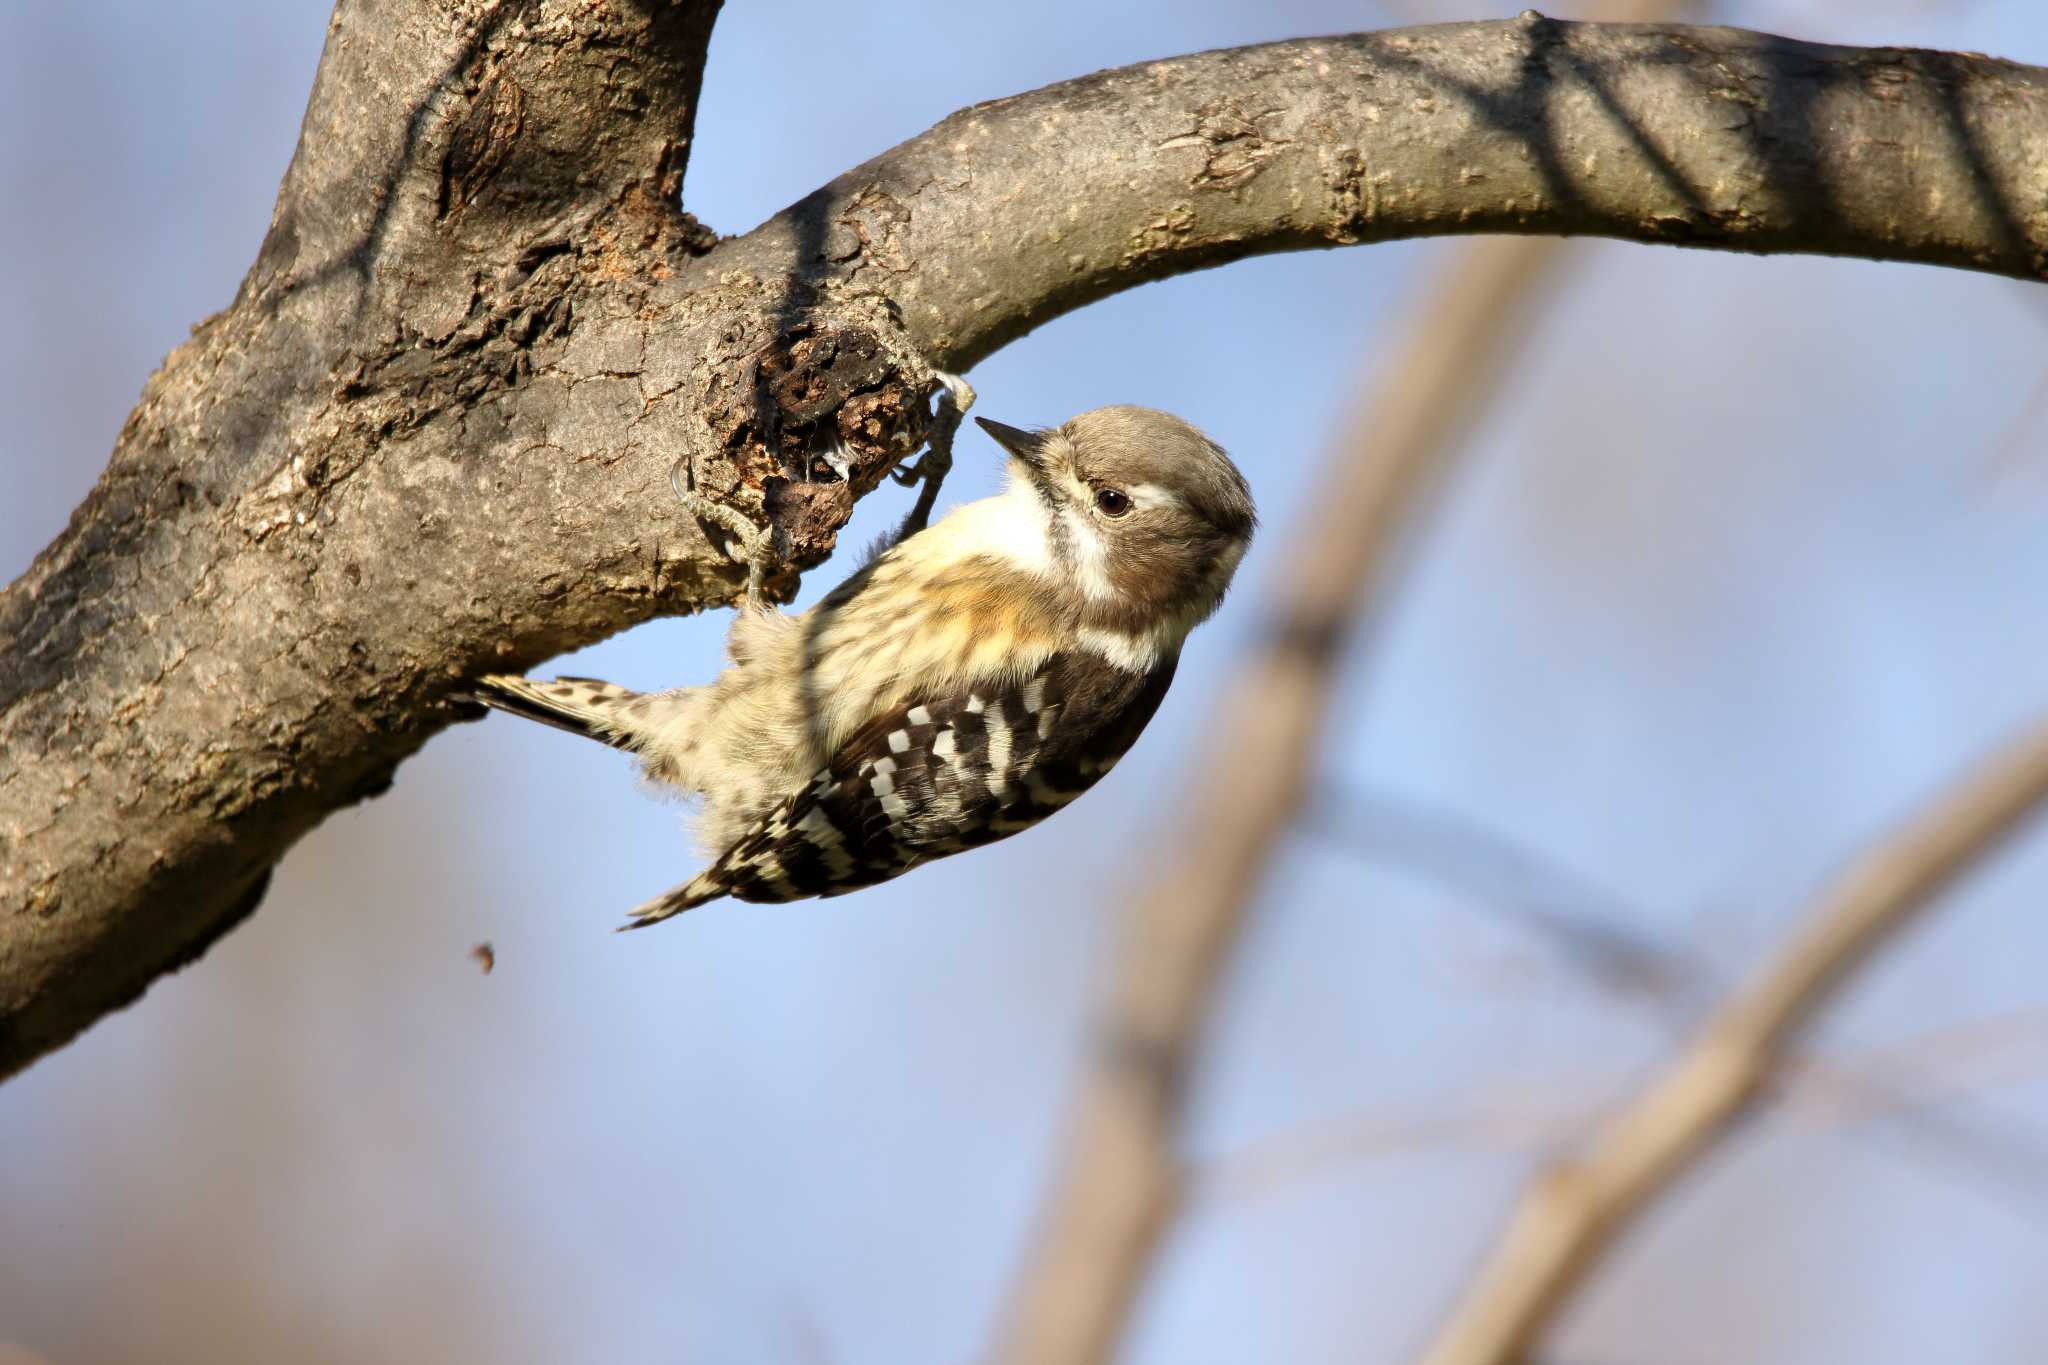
[670,457,783,609]
[887,370,975,544]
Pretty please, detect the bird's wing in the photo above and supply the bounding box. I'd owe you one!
[619,650,1178,927]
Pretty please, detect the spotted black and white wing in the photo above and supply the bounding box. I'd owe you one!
[621,651,1177,926]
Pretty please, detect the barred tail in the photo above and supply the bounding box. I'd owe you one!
[617,870,730,930]
[467,674,643,749]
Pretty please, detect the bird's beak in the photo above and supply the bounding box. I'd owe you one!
[975,417,1050,475]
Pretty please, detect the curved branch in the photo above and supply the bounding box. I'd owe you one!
[4,14,2046,1081]
[703,16,2048,367]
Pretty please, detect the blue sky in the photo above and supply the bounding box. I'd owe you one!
[4,3,2048,1363]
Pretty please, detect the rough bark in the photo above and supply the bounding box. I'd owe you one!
[4,11,2047,1080]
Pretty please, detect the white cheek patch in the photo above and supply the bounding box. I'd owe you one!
[944,479,1055,577]
[1060,504,1117,602]
[1059,479,1182,604]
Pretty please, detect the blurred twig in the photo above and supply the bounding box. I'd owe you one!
[1770,1007,2048,1221]
[1784,1001,2048,1119]
[1302,783,1710,1011]
[1193,1001,2048,1213]
[986,233,1571,1365]
[1416,711,2048,1365]
[1294,786,2048,1213]
[1984,366,2048,489]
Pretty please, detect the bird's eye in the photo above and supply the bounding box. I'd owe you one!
[1094,487,1131,517]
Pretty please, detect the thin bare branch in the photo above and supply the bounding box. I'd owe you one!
[1192,1002,2048,1216]
[1417,710,2048,1365]
[1292,788,2048,1214]
[1302,783,1708,1009]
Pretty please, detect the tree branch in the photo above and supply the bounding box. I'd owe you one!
[1190,1004,2048,1214]
[5,13,2047,1080]
[0,0,746,1076]
[705,14,2048,369]
[1417,710,2048,1365]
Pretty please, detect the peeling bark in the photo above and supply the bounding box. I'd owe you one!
[4,10,2046,1080]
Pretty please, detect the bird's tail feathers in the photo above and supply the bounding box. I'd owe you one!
[467,674,643,750]
[616,871,729,930]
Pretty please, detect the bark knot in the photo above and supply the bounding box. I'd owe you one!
[704,317,932,566]
[1159,97,1290,191]
[1318,144,1388,243]
[832,188,916,274]
[438,71,528,221]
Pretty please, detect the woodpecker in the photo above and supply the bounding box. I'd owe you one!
[470,405,1256,927]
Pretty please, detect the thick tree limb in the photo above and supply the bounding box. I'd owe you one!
[1417,710,2048,1365]
[5,13,2048,1081]
[0,0,764,1078]
[719,11,2048,369]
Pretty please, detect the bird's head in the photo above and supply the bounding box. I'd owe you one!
[976,406,1256,646]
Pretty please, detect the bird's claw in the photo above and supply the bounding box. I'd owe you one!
[888,370,974,543]
[670,456,782,608]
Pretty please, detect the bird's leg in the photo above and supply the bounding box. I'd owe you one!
[886,370,974,547]
[670,455,783,609]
